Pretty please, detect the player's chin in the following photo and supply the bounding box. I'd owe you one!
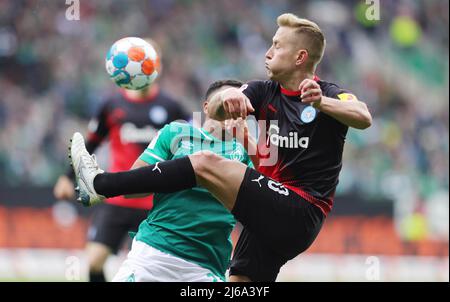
[267,71,280,82]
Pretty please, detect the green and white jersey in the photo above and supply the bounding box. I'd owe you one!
[135,122,254,280]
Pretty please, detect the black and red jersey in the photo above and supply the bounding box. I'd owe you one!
[84,88,188,209]
[242,78,354,216]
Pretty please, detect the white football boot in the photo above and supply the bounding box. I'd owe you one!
[69,132,105,206]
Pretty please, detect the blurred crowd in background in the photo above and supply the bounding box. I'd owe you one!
[0,1,448,238]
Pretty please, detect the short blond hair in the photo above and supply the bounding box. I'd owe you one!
[277,13,326,71]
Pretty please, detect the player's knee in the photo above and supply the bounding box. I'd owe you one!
[189,151,223,178]
[88,252,109,272]
[229,275,252,282]
[89,259,106,273]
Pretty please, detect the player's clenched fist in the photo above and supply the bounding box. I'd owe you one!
[222,88,255,119]
[299,78,322,107]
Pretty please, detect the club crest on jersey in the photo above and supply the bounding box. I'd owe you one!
[300,106,316,124]
[229,146,244,162]
[149,106,168,124]
[180,140,194,150]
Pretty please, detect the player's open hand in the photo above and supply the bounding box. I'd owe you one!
[222,88,255,119]
[299,78,322,107]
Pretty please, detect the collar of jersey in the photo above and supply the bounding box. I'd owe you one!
[279,75,321,97]
[280,86,302,96]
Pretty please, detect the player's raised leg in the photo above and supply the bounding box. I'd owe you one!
[188,151,247,211]
[70,132,246,209]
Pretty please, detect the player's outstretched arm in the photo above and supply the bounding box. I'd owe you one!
[207,88,255,121]
[314,96,372,129]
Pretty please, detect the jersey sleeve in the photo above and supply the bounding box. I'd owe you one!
[320,81,359,103]
[139,124,174,164]
[240,80,267,118]
[319,81,362,127]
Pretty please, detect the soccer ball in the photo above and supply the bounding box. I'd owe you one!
[105,37,159,90]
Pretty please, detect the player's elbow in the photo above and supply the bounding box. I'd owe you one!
[355,107,372,130]
[355,102,372,130]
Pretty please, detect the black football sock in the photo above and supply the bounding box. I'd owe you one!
[94,156,197,198]
[89,270,106,282]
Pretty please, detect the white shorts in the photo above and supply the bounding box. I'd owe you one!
[112,239,223,282]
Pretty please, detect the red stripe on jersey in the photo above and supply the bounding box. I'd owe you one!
[268,104,277,113]
[280,76,321,96]
[284,184,331,216]
[280,75,320,96]
[280,86,302,96]
[257,164,332,216]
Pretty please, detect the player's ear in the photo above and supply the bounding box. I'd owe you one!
[296,49,308,66]
[202,101,209,115]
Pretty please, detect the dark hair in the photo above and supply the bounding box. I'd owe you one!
[205,79,243,101]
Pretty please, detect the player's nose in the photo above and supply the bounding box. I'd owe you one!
[265,47,273,60]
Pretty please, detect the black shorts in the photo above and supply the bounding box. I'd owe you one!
[87,203,148,254]
[230,167,325,282]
